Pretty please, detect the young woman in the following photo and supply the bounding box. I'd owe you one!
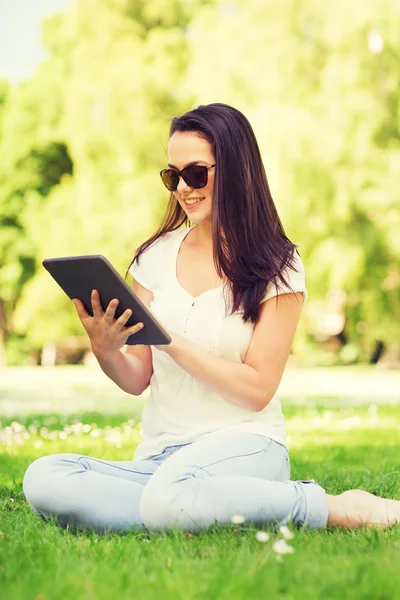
[23,103,400,534]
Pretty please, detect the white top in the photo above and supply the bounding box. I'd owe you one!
[129,226,307,460]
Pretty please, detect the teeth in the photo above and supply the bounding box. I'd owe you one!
[185,198,203,205]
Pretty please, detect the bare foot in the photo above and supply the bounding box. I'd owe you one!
[326,489,400,529]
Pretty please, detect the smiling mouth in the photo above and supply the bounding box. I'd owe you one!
[184,197,205,206]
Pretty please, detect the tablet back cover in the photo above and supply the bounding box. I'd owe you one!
[42,255,170,346]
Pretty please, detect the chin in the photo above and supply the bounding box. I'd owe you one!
[189,213,212,223]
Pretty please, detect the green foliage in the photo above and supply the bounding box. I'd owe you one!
[182,0,400,363]
[1,0,400,364]
[0,13,73,363]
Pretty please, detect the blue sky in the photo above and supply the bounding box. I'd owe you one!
[0,0,72,83]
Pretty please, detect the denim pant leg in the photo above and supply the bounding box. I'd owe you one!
[139,433,329,533]
[23,451,169,533]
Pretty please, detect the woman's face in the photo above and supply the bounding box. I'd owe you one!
[167,131,215,225]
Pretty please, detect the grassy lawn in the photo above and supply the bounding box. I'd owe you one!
[1,366,400,600]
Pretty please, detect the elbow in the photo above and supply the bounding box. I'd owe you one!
[123,374,151,396]
[251,390,273,412]
[131,367,153,396]
[131,379,151,397]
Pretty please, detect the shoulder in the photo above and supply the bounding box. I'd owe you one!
[128,227,187,292]
[136,227,185,260]
[262,249,308,305]
[284,250,305,277]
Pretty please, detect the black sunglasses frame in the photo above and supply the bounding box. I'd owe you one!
[160,164,216,191]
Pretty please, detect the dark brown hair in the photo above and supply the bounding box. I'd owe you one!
[127,103,300,323]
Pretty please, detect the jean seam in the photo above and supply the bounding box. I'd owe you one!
[77,456,154,477]
[269,451,289,481]
[191,438,273,476]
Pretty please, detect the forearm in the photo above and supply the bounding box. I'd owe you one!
[160,334,268,411]
[94,349,148,396]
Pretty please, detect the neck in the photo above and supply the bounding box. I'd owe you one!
[191,223,213,251]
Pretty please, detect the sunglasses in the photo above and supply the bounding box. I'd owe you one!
[160,164,216,192]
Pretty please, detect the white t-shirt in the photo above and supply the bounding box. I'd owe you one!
[129,225,307,460]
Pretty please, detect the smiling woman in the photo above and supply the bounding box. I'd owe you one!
[22,103,400,536]
[162,137,216,213]
[132,103,302,323]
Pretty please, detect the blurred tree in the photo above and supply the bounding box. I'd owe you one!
[0,78,9,365]
[181,0,400,365]
[3,0,400,366]
[13,0,211,357]
[0,13,73,364]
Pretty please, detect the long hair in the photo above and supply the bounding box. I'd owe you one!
[126,103,300,323]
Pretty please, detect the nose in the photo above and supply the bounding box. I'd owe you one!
[176,174,192,194]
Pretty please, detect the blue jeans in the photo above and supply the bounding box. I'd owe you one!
[23,432,328,534]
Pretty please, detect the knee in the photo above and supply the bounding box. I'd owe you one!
[139,481,174,532]
[139,477,196,533]
[23,454,72,514]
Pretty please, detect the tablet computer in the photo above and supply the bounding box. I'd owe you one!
[42,254,171,346]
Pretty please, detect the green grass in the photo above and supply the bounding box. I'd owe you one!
[1,367,400,599]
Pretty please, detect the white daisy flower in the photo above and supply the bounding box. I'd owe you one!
[255,531,270,543]
[279,525,294,540]
[231,514,246,525]
[272,539,294,555]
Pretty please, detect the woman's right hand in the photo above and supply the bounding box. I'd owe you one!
[72,289,144,359]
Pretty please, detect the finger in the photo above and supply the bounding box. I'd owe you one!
[114,308,134,332]
[104,298,119,325]
[118,321,144,340]
[72,299,91,321]
[91,289,104,318]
